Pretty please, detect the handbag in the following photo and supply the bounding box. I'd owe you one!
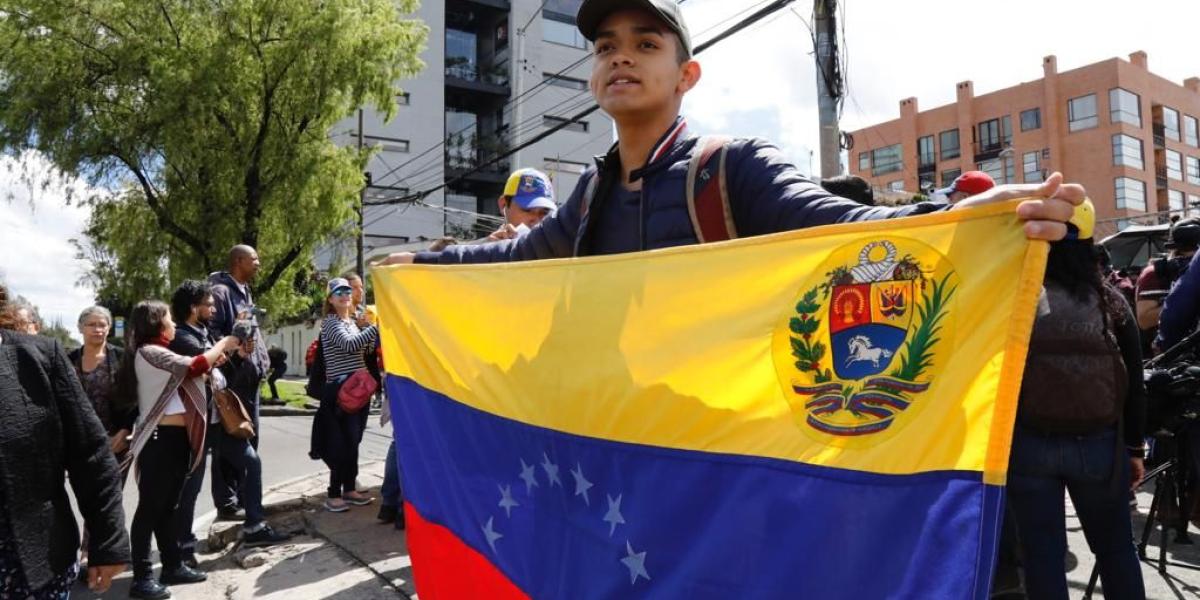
[337,368,378,414]
[214,388,256,439]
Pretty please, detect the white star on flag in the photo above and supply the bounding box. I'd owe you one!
[519,458,539,494]
[621,540,650,585]
[541,453,562,487]
[603,494,625,536]
[482,517,503,553]
[498,484,519,518]
[571,463,593,506]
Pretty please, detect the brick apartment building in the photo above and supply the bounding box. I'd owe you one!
[847,51,1200,237]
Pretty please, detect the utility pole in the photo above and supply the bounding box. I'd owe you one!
[357,109,367,278]
[813,0,841,179]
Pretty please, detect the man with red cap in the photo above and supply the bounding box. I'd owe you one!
[933,171,996,205]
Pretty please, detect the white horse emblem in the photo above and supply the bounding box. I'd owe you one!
[844,335,893,369]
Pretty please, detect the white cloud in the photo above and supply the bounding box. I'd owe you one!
[682,0,1200,175]
[0,152,102,339]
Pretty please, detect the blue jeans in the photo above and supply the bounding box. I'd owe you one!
[381,440,404,508]
[1006,426,1145,600]
[213,428,265,529]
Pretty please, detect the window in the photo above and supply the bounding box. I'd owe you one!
[1023,151,1043,183]
[544,158,589,174]
[917,135,935,167]
[857,152,870,172]
[1190,194,1200,214]
[364,134,410,154]
[543,114,588,133]
[941,168,961,187]
[1111,134,1143,169]
[1020,108,1041,131]
[543,13,587,49]
[1068,94,1098,132]
[543,72,588,91]
[1109,88,1141,127]
[977,157,1014,185]
[1115,177,1147,211]
[1186,115,1199,148]
[446,29,478,80]
[939,129,960,160]
[1163,106,1181,141]
[871,144,902,176]
[1169,189,1186,217]
[887,180,904,192]
[977,118,1002,151]
[1167,149,1183,180]
[1188,156,1200,185]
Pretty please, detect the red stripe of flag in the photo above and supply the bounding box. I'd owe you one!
[404,502,530,600]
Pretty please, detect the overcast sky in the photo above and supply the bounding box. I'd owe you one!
[3,0,1198,335]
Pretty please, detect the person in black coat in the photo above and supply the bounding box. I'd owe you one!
[0,298,130,596]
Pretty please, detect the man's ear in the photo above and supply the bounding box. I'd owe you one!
[678,59,701,95]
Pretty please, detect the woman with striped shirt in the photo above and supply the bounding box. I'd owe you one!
[313,278,380,512]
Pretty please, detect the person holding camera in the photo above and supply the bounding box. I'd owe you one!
[1137,218,1200,351]
[208,245,270,517]
[311,278,379,513]
[116,300,241,599]
[1006,201,1147,600]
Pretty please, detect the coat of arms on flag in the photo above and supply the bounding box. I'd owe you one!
[777,239,959,440]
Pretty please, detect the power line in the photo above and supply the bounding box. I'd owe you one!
[365,0,799,208]
[371,0,780,193]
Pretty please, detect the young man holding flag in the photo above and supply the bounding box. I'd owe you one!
[379,0,1083,268]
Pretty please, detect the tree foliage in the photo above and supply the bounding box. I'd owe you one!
[0,0,427,318]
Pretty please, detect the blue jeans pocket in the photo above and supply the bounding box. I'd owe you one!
[1074,429,1117,483]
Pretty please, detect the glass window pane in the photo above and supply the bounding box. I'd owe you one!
[918,136,935,167]
[446,29,478,80]
[939,130,959,160]
[1167,149,1183,180]
[1020,108,1041,131]
[858,152,870,171]
[1023,151,1043,183]
[1185,115,1199,147]
[1164,107,1181,141]
[1187,156,1200,185]
[543,15,587,49]
[1111,134,1144,170]
[871,144,903,176]
[941,168,961,187]
[1109,88,1141,127]
[1068,94,1098,132]
[1115,177,1147,211]
[1169,189,1185,218]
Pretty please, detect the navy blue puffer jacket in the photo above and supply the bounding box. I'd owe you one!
[415,117,944,264]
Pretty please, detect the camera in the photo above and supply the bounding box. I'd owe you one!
[232,307,267,343]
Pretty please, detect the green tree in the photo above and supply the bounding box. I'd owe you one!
[0,0,427,318]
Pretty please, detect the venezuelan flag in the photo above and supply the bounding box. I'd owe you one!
[374,201,1046,599]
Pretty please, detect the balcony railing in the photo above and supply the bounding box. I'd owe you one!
[973,137,1012,162]
[446,56,510,87]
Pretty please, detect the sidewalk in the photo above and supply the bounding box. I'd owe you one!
[68,458,1200,599]
[70,460,415,600]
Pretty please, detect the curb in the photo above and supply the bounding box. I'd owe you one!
[261,406,317,416]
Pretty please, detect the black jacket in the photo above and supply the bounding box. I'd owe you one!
[0,330,130,588]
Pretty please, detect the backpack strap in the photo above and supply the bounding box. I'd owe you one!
[686,135,737,243]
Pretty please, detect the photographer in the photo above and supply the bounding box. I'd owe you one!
[1137,218,1199,351]
[208,244,270,518]
[1007,201,1147,599]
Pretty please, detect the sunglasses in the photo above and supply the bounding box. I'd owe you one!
[331,289,353,297]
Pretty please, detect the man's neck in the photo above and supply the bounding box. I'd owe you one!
[186,318,204,330]
[230,272,248,286]
[615,111,681,189]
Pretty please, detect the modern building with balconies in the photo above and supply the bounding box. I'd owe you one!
[847,51,1200,238]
